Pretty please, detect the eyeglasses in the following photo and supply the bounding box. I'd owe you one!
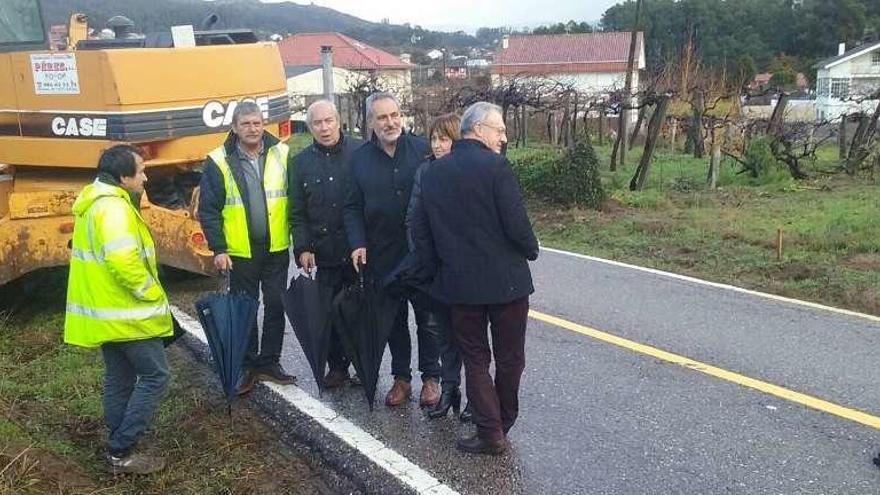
[479,122,507,135]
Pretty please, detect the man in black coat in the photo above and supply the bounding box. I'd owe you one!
[411,101,539,455]
[289,100,363,388]
[344,92,441,408]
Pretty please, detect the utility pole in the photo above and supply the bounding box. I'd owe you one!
[610,0,643,171]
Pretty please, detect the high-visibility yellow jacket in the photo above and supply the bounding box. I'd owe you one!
[64,180,172,348]
[207,141,290,258]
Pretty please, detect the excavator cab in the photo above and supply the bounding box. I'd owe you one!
[0,0,292,285]
[0,0,46,53]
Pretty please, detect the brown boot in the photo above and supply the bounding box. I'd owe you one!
[236,370,257,395]
[419,378,440,407]
[384,378,412,407]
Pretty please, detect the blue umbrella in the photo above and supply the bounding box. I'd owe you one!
[195,274,258,411]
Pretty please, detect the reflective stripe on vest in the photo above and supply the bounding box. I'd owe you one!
[67,301,169,321]
[64,184,172,348]
[208,142,290,258]
[71,241,155,263]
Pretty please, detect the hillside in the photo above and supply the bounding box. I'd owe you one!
[39,0,477,57]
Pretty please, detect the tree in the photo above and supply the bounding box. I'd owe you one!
[768,54,798,90]
[629,93,670,190]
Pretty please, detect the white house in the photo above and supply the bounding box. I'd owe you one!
[277,32,413,131]
[491,32,645,119]
[814,41,880,121]
[426,49,444,60]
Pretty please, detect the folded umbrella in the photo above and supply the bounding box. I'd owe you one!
[333,267,403,410]
[195,274,258,411]
[282,271,336,394]
[381,250,435,300]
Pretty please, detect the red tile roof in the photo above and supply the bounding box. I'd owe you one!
[492,32,644,75]
[277,32,411,70]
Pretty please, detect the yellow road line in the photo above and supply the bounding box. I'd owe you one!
[529,309,880,430]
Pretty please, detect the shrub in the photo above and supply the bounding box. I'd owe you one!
[510,141,606,209]
[740,137,780,178]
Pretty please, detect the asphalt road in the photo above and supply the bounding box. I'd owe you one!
[264,247,880,494]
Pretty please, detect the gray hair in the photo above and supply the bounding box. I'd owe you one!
[365,92,400,122]
[231,100,263,125]
[306,99,340,125]
[460,101,502,135]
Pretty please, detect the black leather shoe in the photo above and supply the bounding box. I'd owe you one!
[349,373,362,387]
[323,369,349,389]
[456,434,506,455]
[427,386,461,420]
[459,402,473,423]
[256,363,296,385]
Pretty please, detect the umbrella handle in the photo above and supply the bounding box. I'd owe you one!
[223,270,232,294]
[357,262,365,290]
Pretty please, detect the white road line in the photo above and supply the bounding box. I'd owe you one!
[170,305,459,495]
[540,246,880,323]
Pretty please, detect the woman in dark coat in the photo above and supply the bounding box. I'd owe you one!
[406,113,471,420]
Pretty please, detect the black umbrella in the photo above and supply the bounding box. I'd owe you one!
[333,267,403,410]
[381,250,434,300]
[195,275,258,410]
[282,272,335,394]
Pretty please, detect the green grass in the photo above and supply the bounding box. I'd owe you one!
[0,270,331,494]
[287,132,313,155]
[518,143,880,315]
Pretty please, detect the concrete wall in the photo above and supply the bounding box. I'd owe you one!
[742,99,817,122]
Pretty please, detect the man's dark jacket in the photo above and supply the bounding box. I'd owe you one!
[198,131,285,255]
[289,132,363,268]
[410,139,539,306]
[344,131,430,278]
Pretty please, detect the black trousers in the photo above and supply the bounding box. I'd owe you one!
[387,291,441,382]
[230,244,290,370]
[315,265,357,372]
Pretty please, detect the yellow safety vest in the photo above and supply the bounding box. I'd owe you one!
[208,142,290,258]
[64,180,172,348]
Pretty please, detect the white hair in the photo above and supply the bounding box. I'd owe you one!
[306,99,340,125]
[460,101,502,135]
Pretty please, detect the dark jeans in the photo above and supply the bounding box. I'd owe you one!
[101,338,170,456]
[387,291,441,382]
[315,265,357,372]
[420,294,462,388]
[452,297,529,442]
[231,245,290,370]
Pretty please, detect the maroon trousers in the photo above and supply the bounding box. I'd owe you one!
[451,297,529,442]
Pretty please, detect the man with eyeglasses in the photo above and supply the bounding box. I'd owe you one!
[410,101,539,455]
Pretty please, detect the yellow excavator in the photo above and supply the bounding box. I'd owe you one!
[0,0,292,285]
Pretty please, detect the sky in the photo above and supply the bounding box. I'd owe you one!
[260,0,623,33]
